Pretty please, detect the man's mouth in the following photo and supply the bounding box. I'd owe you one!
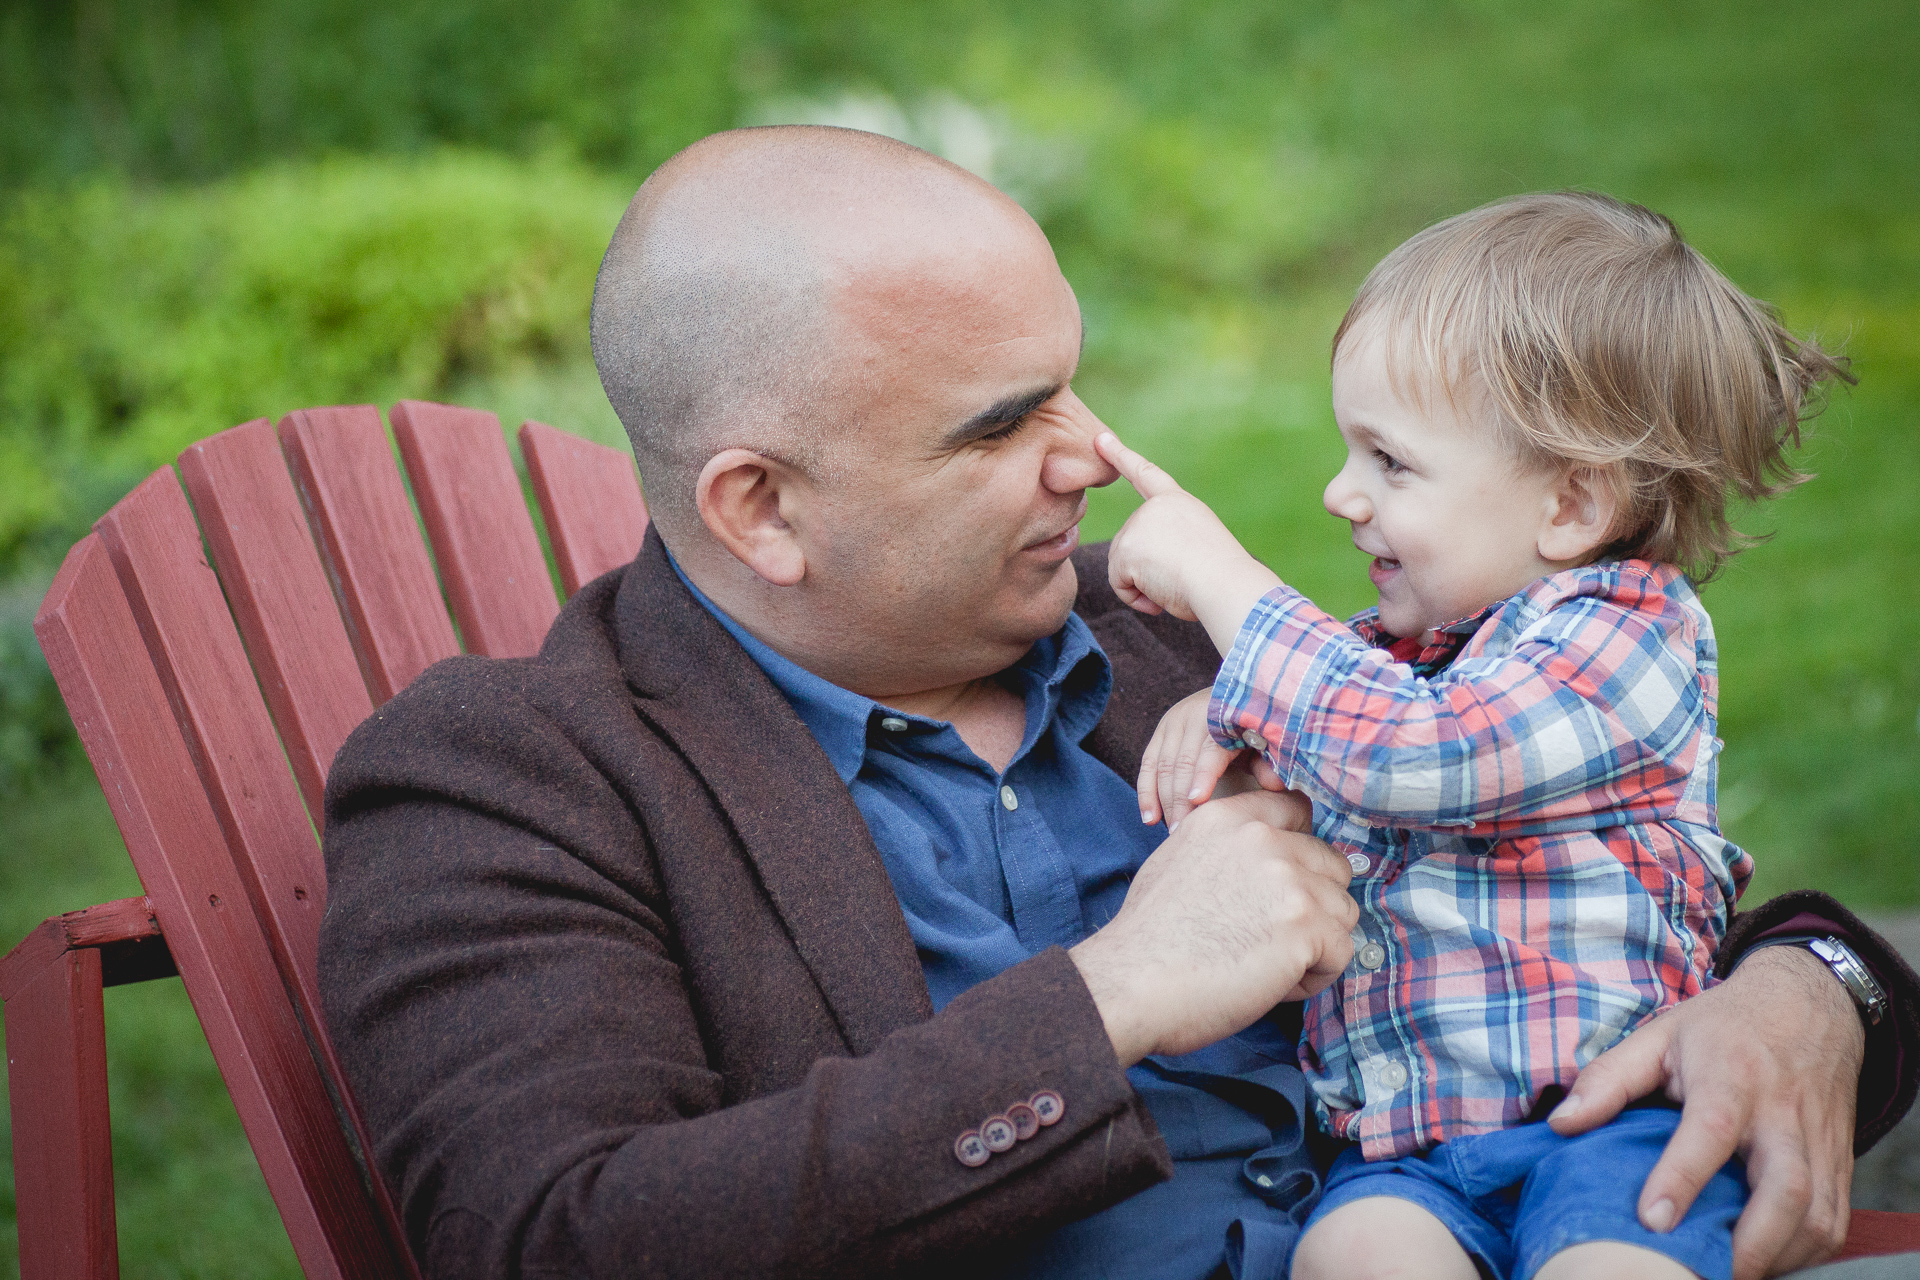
[1025,522,1081,559]
[1023,497,1088,560]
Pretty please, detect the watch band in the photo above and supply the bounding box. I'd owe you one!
[1743,933,1888,1026]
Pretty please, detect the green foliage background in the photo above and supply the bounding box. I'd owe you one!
[1,0,1915,1272]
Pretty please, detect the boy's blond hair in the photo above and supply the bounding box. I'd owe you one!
[1332,191,1852,582]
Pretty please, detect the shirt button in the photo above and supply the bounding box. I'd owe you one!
[1378,1060,1410,1090]
[879,715,909,733]
[1242,731,1267,751]
[1000,785,1019,811]
[1346,851,1371,875]
[1357,943,1386,971]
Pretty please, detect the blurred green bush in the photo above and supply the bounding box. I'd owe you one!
[0,153,626,577]
[0,0,1912,866]
[0,153,631,793]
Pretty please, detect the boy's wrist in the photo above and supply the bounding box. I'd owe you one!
[1194,555,1283,654]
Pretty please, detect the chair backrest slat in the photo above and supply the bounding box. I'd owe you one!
[94,463,417,1273]
[178,420,374,826]
[35,533,412,1280]
[519,419,650,596]
[280,405,459,703]
[94,469,327,980]
[390,400,558,656]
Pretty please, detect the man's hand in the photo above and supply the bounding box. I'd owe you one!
[1137,688,1292,829]
[1069,789,1347,1065]
[1095,433,1282,653]
[1548,946,1863,1279]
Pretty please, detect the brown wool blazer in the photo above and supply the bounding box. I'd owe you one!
[319,531,1917,1279]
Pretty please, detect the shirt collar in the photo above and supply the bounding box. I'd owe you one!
[1349,603,1494,674]
[667,552,1113,785]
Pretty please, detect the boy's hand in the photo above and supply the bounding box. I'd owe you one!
[1095,433,1283,654]
[1138,689,1300,829]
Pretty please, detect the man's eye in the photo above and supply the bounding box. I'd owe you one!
[979,417,1027,443]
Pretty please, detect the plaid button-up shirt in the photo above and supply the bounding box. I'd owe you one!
[1209,560,1752,1158]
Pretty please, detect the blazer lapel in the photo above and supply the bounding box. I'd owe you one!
[614,533,934,1054]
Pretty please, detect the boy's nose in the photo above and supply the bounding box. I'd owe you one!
[1323,468,1371,523]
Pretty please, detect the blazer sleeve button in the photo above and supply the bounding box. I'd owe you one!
[1030,1089,1065,1126]
[980,1114,1018,1152]
[1006,1102,1040,1140]
[954,1130,991,1167]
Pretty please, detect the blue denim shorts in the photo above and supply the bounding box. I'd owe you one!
[1303,1107,1748,1280]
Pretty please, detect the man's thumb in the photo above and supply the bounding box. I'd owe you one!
[1550,1020,1672,1135]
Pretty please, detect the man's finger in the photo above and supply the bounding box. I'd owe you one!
[1729,1140,1815,1280]
[1549,1017,1672,1136]
[1095,432,1183,499]
[1638,1092,1752,1237]
[1219,805,1350,886]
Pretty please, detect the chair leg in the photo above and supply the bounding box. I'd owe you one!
[5,946,120,1280]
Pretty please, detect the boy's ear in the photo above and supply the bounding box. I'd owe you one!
[695,448,810,586]
[1538,466,1621,565]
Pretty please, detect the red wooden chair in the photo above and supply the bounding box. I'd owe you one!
[2,401,1915,1275]
[1,403,645,1278]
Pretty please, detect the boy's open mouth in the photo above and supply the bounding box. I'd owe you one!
[1367,555,1401,589]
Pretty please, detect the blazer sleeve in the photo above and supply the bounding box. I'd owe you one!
[319,663,1169,1280]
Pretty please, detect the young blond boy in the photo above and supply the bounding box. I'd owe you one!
[1094,192,1851,1280]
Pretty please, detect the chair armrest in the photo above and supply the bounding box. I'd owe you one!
[1,896,176,1000]
[1839,1209,1920,1260]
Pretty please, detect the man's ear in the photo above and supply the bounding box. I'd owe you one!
[1538,465,1622,565]
[695,448,809,587]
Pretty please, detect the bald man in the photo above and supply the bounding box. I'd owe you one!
[319,127,1916,1280]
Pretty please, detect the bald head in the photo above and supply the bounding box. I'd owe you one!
[590,125,1046,538]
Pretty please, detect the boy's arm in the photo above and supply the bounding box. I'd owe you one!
[1094,433,1282,653]
[1093,431,1706,833]
[1213,575,1707,832]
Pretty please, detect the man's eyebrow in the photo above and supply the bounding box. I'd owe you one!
[941,384,1061,448]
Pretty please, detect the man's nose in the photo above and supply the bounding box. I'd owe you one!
[1323,465,1371,523]
[1040,390,1120,494]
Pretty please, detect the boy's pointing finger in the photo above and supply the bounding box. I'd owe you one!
[1095,432,1183,498]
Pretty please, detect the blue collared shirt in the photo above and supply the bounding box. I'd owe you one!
[673,560,1321,1279]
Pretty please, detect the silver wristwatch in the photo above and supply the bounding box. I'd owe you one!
[1746,934,1889,1026]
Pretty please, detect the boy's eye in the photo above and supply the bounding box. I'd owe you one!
[1372,447,1406,475]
